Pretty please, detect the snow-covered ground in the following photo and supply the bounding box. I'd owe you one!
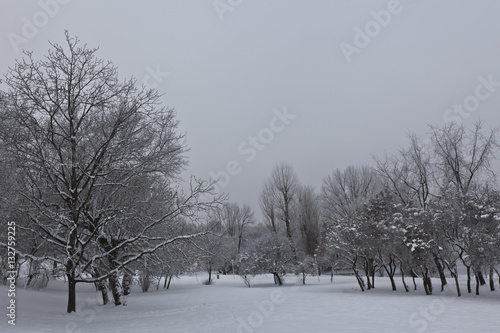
[1,273,499,333]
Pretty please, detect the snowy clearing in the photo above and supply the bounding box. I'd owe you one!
[1,274,499,333]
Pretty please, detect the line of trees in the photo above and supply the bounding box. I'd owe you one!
[322,122,500,296]
[1,33,499,316]
[238,122,500,297]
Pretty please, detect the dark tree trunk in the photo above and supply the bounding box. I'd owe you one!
[477,271,486,286]
[389,274,397,291]
[383,257,397,291]
[434,256,447,292]
[383,265,397,291]
[422,268,432,295]
[466,266,472,294]
[452,271,461,297]
[109,272,122,305]
[411,269,418,290]
[364,260,372,290]
[273,272,283,286]
[166,275,172,289]
[122,272,132,296]
[353,266,365,292]
[475,272,480,295]
[490,267,495,291]
[401,267,409,293]
[67,275,76,313]
[156,273,162,290]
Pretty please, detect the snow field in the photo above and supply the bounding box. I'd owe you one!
[1,273,499,333]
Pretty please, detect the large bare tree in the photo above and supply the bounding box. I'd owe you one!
[296,185,320,256]
[0,32,218,313]
[267,162,299,240]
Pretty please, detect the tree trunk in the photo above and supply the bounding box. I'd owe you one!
[95,277,109,305]
[452,271,461,297]
[475,272,480,295]
[422,268,432,295]
[156,273,162,290]
[273,272,283,286]
[434,256,447,292]
[364,258,374,290]
[489,267,495,291]
[400,267,409,293]
[389,274,397,291]
[99,281,109,305]
[166,275,172,289]
[466,266,472,294]
[67,275,77,313]
[364,260,372,290]
[411,269,418,290]
[383,265,397,291]
[109,272,122,305]
[353,266,365,292]
[122,272,132,296]
[477,271,486,286]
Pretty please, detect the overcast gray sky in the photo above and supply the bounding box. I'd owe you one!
[2,0,500,216]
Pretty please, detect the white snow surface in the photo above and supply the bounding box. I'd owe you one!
[1,273,499,333]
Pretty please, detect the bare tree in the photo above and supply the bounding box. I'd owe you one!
[296,185,320,256]
[259,180,279,233]
[374,133,435,208]
[220,203,254,253]
[430,121,498,197]
[268,162,299,240]
[0,32,219,313]
[321,165,381,222]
